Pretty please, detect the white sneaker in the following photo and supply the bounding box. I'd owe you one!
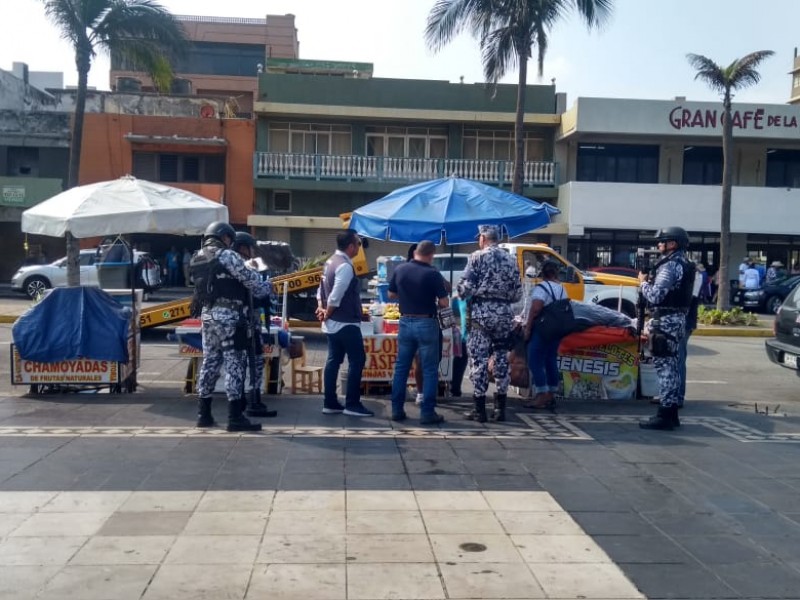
[415,393,424,405]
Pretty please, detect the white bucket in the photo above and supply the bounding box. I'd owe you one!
[639,362,659,398]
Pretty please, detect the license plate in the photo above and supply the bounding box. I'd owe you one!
[785,353,798,369]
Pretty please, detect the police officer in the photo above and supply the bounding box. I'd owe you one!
[638,226,695,431]
[192,222,271,432]
[231,231,277,419]
[457,224,522,422]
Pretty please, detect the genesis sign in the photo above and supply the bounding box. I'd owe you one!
[669,106,799,131]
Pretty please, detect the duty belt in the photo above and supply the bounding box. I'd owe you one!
[473,297,512,304]
[652,307,687,317]
[211,298,245,311]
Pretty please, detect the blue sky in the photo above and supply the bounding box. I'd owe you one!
[2,0,797,106]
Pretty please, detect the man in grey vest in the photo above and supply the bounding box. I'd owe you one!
[315,229,373,417]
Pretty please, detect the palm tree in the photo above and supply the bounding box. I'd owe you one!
[426,0,612,194]
[42,0,187,286]
[687,50,774,310]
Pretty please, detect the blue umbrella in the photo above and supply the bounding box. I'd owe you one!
[349,177,560,245]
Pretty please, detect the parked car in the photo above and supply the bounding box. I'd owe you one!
[587,266,640,278]
[432,253,469,287]
[732,275,800,314]
[11,249,162,299]
[764,283,800,376]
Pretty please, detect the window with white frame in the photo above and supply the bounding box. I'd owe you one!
[268,123,352,155]
[365,126,447,158]
[463,129,545,162]
[273,191,291,213]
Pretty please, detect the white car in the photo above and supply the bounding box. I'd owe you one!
[432,253,470,288]
[11,249,162,299]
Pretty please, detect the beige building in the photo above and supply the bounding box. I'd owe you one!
[109,14,299,117]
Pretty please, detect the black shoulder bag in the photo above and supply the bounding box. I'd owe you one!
[534,282,577,341]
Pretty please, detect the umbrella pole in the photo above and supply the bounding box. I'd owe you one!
[125,237,137,393]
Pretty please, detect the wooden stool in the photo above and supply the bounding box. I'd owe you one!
[291,342,323,394]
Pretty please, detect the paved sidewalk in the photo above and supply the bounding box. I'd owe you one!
[1,305,798,598]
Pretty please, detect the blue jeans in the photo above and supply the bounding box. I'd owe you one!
[527,332,561,394]
[391,317,440,417]
[323,325,366,408]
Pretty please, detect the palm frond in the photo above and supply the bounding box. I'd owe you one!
[481,26,517,84]
[574,0,613,28]
[687,53,728,94]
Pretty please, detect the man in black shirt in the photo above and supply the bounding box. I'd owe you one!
[388,240,449,424]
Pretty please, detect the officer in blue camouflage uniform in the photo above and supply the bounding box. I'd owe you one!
[457,224,522,422]
[232,231,277,419]
[639,226,695,431]
[192,222,272,432]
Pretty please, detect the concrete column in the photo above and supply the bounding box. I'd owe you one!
[728,233,749,284]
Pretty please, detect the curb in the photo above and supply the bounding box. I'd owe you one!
[694,327,772,338]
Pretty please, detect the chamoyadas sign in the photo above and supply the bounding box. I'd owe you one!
[669,106,799,131]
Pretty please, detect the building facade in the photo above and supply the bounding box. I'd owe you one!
[556,97,800,279]
[0,67,69,277]
[110,14,299,117]
[249,59,565,260]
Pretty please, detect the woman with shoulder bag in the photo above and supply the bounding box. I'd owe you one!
[524,260,568,409]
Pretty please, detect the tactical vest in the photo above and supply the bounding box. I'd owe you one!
[190,243,247,315]
[652,251,695,309]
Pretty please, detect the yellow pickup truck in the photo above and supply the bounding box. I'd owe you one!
[500,243,640,317]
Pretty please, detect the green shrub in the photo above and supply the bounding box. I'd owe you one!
[697,305,760,326]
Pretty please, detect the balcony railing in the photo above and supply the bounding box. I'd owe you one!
[254,153,557,187]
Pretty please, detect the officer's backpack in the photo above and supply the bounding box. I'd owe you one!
[189,248,219,317]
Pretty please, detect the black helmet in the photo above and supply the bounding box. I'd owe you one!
[204,221,235,244]
[654,226,689,249]
[233,231,257,253]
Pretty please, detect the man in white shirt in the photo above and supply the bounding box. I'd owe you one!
[315,229,373,417]
[742,262,761,290]
[738,257,751,288]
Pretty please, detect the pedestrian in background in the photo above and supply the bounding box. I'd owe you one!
[388,240,449,424]
[457,224,522,423]
[315,229,373,417]
[450,293,469,397]
[166,246,180,287]
[182,247,192,287]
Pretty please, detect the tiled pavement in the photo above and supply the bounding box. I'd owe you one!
[3,319,800,598]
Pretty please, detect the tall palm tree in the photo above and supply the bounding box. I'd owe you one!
[42,0,187,286]
[426,0,612,194]
[687,50,774,310]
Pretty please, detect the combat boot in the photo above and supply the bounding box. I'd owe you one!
[490,393,507,422]
[245,389,278,418]
[669,405,681,428]
[196,396,216,428]
[639,406,675,431]
[227,400,262,432]
[465,396,487,423]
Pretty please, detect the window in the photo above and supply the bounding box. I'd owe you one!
[576,144,659,183]
[367,127,447,158]
[365,126,448,158]
[463,130,546,162]
[682,146,722,185]
[273,191,291,213]
[268,123,352,155]
[5,147,39,176]
[766,149,800,188]
[132,152,225,183]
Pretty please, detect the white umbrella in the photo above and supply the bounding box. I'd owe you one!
[20,176,229,394]
[21,176,228,238]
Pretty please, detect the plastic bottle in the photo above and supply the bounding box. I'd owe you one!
[377,261,387,281]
